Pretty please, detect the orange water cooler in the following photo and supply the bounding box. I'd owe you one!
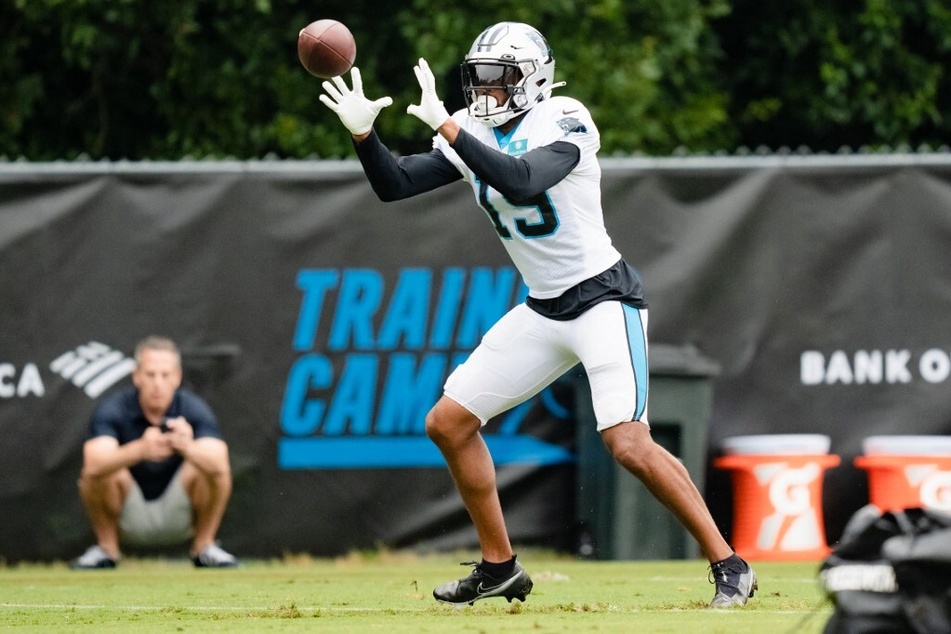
[854,435,951,512]
[715,434,840,561]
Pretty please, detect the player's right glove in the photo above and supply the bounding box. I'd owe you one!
[319,67,393,136]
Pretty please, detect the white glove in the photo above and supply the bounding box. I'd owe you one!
[406,58,451,130]
[319,67,393,136]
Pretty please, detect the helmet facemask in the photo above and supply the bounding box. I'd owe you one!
[462,61,529,127]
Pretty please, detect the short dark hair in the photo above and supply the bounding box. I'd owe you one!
[134,336,181,367]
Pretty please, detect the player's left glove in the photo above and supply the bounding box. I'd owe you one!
[406,58,451,131]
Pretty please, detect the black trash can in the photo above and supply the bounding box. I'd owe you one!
[574,344,720,560]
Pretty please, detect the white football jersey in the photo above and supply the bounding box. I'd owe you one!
[434,96,622,299]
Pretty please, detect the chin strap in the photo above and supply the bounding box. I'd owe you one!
[541,81,567,99]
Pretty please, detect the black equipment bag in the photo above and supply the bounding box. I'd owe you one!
[819,505,951,634]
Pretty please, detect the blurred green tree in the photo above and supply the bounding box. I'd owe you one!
[1,0,948,159]
[717,0,951,151]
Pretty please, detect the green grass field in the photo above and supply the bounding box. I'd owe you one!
[0,551,834,632]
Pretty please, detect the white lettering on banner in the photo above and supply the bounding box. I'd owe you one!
[800,351,825,385]
[1,343,132,401]
[801,348,950,386]
[920,349,951,383]
[825,351,853,384]
[754,462,824,552]
[887,350,913,383]
[0,363,12,397]
[0,362,45,398]
[854,350,883,384]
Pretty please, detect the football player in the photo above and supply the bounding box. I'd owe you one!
[319,21,756,608]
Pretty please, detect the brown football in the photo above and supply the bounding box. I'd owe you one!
[297,19,356,79]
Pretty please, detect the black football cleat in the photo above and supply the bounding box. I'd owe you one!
[433,560,533,606]
[709,554,757,607]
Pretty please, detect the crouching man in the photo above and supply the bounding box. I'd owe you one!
[72,336,238,569]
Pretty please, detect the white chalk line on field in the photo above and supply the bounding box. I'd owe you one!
[1,604,412,613]
[0,602,819,616]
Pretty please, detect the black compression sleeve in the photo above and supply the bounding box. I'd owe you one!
[450,128,580,202]
[353,130,462,202]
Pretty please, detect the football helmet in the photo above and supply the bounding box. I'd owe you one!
[461,22,562,128]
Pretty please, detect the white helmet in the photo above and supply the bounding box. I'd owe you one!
[461,22,562,128]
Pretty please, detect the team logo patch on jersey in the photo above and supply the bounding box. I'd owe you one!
[504,138,529,157]
[557,116,587,135]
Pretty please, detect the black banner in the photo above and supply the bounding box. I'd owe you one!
[1,157,950,562]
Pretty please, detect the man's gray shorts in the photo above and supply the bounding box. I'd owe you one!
[119,470,194,546]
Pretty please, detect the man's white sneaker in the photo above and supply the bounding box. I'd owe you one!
[70,545,118,570]
[192,543,239,568]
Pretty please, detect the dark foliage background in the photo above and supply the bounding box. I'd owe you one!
[2,0,950,160]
